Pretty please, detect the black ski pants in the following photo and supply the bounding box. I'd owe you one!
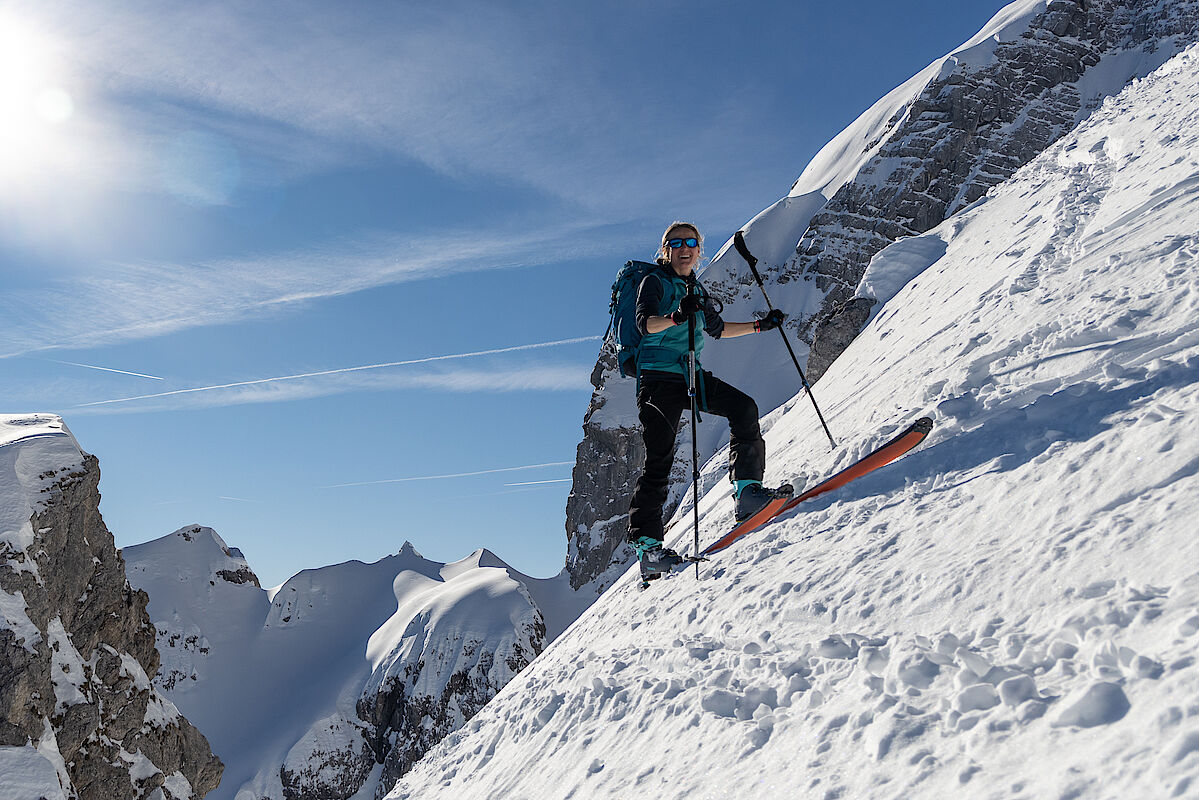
[627,370,765,544]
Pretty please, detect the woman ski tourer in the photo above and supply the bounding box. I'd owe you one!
[628,221,792,580]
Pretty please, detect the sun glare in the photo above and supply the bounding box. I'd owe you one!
[0,13,77,176]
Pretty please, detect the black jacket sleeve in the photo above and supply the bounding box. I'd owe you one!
[635,273,665,336]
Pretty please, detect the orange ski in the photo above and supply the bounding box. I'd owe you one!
[701,417,933,556]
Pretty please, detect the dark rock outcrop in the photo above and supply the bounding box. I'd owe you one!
[563,350,645,592]
[1,423,222,800]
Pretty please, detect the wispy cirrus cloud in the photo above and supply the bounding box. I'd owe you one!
[1,0,790,362]
[5,0,786,217]
[0,222,622,359]
[0,0,799,410]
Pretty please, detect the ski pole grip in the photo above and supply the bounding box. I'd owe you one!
[733,231,766,286]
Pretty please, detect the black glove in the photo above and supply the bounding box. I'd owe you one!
[670,293,704,325]
[754,309,786,332]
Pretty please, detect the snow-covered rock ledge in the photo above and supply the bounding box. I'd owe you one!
[0,414,222,800]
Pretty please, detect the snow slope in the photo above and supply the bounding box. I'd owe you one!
[388,43,1199,800]
[569,0,1199,594]
[123,527,583,800]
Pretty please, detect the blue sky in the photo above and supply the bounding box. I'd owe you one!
[0,0,1008,587]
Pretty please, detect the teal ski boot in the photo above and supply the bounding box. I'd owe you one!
[631,536,685,588]
[734,482,795,522]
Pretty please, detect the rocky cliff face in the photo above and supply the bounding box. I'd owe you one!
[563,350,643,593]
[796,0,1199,381]
[0,415,222,800]
[562,0,1199,591]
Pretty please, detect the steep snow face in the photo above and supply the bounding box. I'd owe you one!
[124,534,552,800]
[388,44,1199,800]
[359,557,546,791]
[565,0,1199,593]
[124,526,267,692]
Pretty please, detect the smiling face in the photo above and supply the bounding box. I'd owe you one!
[663,225,701,276]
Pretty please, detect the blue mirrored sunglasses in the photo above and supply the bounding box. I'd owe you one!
[666,237,699,249]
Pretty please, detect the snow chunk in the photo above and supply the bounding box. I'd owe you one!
[1049,682,1131,728]
[955,684,1001,713]
[998,675,1038,707]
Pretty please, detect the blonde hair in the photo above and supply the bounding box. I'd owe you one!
[656,221,704,266]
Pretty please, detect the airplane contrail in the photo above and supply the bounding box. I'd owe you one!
[46,359,165,380]
[322,461,575,489]
[75,335,601,408]
[504,478,573,487]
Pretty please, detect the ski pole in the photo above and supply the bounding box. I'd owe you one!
[685,275,702,579]
[732,230,837,450]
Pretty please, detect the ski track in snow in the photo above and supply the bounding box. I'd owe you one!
[389,44,1199,800]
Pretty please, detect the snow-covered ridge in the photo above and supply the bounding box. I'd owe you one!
[389,42,1199,799]
[702,0,1044,284]
[123,527,576,799]
[786,0,1043,203]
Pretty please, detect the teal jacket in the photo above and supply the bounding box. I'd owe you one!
[634,266,724,376]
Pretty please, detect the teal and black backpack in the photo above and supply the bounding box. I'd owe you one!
[606,260,665,379]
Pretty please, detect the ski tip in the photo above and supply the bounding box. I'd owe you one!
[913,417,934,434]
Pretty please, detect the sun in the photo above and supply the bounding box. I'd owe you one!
[0,12,76,175]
